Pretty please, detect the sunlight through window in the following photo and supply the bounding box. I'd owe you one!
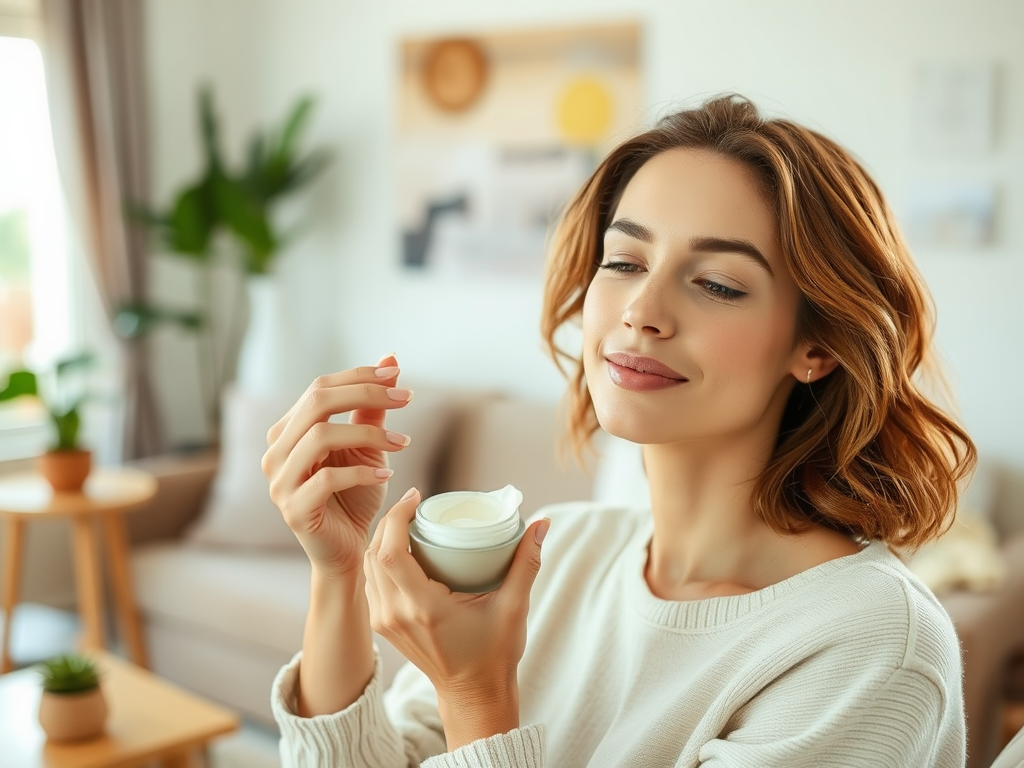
[0,35,71,454]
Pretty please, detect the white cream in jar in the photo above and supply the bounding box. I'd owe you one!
[409,485,524,593]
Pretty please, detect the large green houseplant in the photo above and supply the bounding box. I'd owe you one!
[121,86,330,435]
[0,352,95,491]
[127,86,330,278]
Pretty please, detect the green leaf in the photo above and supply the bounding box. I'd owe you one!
[214,176,276,272]
[199,84,224,174]
[0,370,37,401]
[114,303,204,338]
[169,184,217,256]
[55,353,94,380]
[283,149,331,194]
[273,97,315,174]
[243,134,269,201]
[50,404,81,450]
[123,201,169,229]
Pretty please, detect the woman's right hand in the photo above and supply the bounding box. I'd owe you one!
[261,354,413,579]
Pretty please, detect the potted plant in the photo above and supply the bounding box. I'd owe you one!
[0,352,95,492]
[36,652,107,742]
[122,86,331,424]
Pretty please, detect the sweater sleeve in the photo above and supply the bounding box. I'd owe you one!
[273,648,548,768]
[696,665,964,768]
[272,647,424,767]
[383,661,548,768]
[418,727,547,768]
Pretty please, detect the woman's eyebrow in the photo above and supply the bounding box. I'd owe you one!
[605,218,774,278]
[690,236,774,278]
[605,218,654,242]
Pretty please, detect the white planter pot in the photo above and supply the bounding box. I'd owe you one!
[234,275,295,397]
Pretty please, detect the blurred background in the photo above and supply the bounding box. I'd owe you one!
[0,0,1020,464]
[1,1,1023,766]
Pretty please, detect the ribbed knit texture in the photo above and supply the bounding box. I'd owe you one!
[273,502,965,767]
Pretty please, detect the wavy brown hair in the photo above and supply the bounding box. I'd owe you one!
[541,94,976,550]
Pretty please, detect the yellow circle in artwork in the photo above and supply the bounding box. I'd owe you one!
[557,76,614,145]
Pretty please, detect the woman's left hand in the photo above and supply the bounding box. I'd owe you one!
[363,487,550,750]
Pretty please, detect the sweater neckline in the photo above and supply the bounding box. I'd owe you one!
[625,516,885,630]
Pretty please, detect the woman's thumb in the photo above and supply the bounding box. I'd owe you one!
[500,517,550,598]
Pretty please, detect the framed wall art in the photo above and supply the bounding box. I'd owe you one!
[396,21,642,277]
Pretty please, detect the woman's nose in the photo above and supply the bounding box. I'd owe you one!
[621,280,676,337]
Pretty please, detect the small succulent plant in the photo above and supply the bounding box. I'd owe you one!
[37,653,101,694]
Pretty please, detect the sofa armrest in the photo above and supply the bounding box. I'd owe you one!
[124,450,219,546]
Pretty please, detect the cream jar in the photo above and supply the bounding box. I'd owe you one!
[409,485,524,593]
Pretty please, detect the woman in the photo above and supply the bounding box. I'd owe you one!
[262,94,976,767]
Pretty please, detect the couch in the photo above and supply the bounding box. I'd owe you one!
[123,385,1024,768]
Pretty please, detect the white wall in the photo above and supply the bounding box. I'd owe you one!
[144,0,1024,480]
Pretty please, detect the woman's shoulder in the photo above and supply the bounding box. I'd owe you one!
[800,542,962,678]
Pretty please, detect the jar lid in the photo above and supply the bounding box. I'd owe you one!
[414,485,522,549]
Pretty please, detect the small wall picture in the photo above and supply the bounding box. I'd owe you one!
[396,22,642,276]
[904,180,996,249]
[911,61,996,155]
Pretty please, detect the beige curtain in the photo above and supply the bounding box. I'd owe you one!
[39,0,163,460]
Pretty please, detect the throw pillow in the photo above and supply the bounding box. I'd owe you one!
[186,382,459,551]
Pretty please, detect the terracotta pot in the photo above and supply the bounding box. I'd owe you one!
[38,686,107,742]
[37,449,92,493]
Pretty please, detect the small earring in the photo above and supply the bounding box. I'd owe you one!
[806,368,813,385]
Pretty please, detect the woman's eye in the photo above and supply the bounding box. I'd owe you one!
[597,261,643,274]
[697,279,747,300]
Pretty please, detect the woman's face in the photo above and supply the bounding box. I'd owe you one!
[582,148,809,447]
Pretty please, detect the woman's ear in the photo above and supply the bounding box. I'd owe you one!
[791,345,840,385]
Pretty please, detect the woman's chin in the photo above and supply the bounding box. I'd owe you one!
[595,408,670,446]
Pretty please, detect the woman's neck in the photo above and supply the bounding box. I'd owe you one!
[642,441,859,601]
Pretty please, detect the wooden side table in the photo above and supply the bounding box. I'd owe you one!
[0,649,239,768]
[0,468,157,673]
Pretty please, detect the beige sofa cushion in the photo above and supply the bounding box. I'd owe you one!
[436,396,593,516]
[132,541,409,723]
[134,542,311,655]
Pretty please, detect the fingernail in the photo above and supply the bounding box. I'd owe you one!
[400,487,418,502]
[375,366,400,378]
[374,468,394,479]
[386,431,411,446]
[387,387,414,401]
[535,518,551,545]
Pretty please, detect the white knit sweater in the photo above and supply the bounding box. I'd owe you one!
[272,503,966,767]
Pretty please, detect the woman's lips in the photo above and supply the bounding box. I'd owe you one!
[605,353,687,392]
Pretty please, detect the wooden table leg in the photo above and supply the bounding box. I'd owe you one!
[1,518,25,673]
[103,514,149,668]
[71,516,105,651]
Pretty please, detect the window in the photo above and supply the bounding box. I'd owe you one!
[0,20,74,460]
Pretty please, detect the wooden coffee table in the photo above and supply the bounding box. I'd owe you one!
[0,650,239,768]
